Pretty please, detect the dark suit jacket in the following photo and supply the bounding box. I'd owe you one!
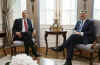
[74,19,96,44]
[12,18,33,41]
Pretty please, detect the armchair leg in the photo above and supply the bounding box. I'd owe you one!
[14,47,16,55]
[98,49,100,61]
[3,48,7,56]
[78,49,82,57]
[63,48,65,58]
[11,47,16,56]
[11,47,14,56]
[89,52,93,65]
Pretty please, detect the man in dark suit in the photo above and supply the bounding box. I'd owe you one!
[51,10,96,65]
[12,10,40,57]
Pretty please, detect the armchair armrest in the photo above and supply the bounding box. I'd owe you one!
[91,40,96,49]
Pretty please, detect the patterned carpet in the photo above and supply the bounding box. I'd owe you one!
[0,55,100,65]
[0,55,11,65]
[40,58,100,65]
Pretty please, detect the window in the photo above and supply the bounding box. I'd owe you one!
[11,0,27,19]
[39,0,55,25]
[61,0,77,25]
[21,0,27,13]
[39,0,77,25]
[93,0,100,20]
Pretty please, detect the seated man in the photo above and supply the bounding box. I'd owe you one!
[12,10,40,57]
[51,10,96,65]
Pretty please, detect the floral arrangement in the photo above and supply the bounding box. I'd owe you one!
[6,54,38,65]
[50,18,63,32]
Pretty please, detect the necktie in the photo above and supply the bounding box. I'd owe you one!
[24,20,28,32]
[80,20,83,32]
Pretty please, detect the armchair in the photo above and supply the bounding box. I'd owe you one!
[74,20,100,65]
[11,30,38,56]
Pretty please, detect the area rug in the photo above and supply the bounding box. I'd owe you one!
[0,55,100,65]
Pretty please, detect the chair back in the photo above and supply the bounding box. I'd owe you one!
[94,20,100,43]
[0,38,3,47]
[94,20,100,37]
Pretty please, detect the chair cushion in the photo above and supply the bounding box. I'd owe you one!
[94,43,100,49]
[76,43,100,52]
[11,41,24,47]
[11,38,35,47]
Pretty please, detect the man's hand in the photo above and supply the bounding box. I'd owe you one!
[16,32,22,38]
[74,32,81,35]
[32,29,36,38]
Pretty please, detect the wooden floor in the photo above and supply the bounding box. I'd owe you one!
[0,47,98,59]
[0,47,66,59]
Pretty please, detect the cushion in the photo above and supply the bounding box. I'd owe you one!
[11,41,24,47]
[94,20,100,36]
[76,43,100,52]
[11,38,35,47]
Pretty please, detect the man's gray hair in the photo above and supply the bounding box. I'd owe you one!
[22,10,28,14]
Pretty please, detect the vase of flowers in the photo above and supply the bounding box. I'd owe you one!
[50,18,63,32]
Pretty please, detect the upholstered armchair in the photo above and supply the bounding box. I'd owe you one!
[11,30,38,56]
[75,20,100,65]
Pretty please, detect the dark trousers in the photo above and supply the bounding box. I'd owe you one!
[14,32,37,56]
[63,34,83,65]
[21,32,38,56]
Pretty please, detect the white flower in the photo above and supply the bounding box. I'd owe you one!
[9,54,38,65]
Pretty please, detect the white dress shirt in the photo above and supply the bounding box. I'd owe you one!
[73,19,86,36]
[22,19,28,32]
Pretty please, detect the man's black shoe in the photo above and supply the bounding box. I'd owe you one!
[64,61,72,65]
[51,47,63,52]
[34,52,41,57]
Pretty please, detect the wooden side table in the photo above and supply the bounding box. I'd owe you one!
[0,32,7,56]
[0,32,6,37]
[44,31,67,56]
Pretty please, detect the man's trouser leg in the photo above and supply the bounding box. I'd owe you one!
[24,43,30,55]
[65,46,73,65]
[22,32,33,55]
[64,34,83,65]
[29,40,39,57]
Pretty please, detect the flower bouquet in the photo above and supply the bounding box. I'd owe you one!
[5,54,38,65]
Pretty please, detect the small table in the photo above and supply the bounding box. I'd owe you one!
[45,31,67,56]
[0,32,6,37]
[0,32,7,56]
